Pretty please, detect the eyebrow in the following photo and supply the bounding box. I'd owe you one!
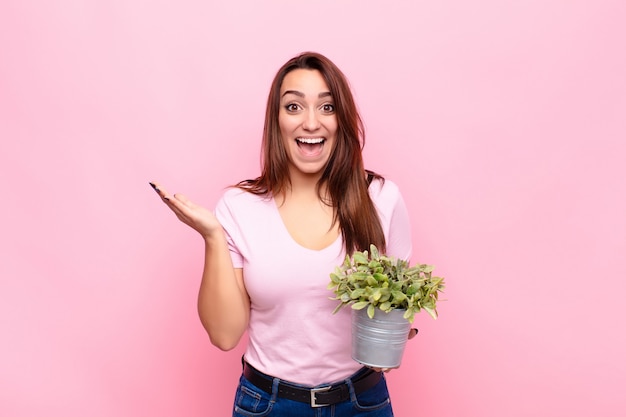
[281,90,332,98]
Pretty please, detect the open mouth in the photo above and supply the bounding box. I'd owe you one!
[295,137,326,156]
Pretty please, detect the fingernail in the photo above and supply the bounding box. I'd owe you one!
[149,182,159,192]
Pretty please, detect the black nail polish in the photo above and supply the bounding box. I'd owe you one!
[149,182,159,192]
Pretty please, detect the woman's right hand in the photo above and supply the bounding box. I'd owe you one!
[149,182,222,239]
[150,182,249,350]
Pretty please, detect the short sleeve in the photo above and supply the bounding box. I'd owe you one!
[386,189,413,262]
[214,190,244,268]
[370,179,413,262]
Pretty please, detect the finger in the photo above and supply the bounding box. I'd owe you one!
[149,182,170,201]
[162,194,197,221]
[163,193,209,229]
[149,183,190,220]
[172,192,195,209]
[150,185,193,213]
[408,328,418,339]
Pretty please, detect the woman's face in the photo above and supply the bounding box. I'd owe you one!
[278,68,338,180]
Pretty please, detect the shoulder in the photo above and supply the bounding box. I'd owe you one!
[368,178,409,222]
[220,186,251,202]
[219,187,269,204]
[216,187,272,215]
[368,177,402,202]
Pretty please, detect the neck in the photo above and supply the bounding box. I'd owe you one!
[279,168,329,204]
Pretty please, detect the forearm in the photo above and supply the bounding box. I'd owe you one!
[197,231,249,351]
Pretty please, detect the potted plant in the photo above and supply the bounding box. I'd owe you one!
[328,244,445,368]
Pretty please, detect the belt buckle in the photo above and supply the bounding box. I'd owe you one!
[310,385,332,408]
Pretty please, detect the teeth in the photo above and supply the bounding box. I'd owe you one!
[296,137,325,144]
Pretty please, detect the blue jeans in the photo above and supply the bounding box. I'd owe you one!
[232,368,394,417]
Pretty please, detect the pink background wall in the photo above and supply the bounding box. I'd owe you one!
[1,1,625,416]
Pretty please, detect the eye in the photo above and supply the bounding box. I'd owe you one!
[321,103,335,113]
[285,103,301,112]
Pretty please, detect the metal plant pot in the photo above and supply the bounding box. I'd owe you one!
[351,308,412,368]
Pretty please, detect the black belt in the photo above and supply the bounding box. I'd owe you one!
[242,361,382,408]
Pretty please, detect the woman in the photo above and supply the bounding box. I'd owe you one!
[151,52,415,416]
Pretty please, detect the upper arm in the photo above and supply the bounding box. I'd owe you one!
[233,267,250,313]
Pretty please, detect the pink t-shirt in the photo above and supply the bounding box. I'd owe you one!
[214,178,412,386]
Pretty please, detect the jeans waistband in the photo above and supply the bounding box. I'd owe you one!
[242,361,382,408]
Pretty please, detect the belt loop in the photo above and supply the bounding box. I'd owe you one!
[344,374,358,402]
[270,377,280,402]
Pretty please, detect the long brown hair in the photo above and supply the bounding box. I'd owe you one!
[237,52,386,254]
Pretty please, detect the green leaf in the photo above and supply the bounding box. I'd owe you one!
[373,272,388,282]
[370,244,380,259]
[403,309,415,323]
[422,265,435,273]
[391,290,407,303]
[350,289,365,299]
[379,290,391,302]
[348,272,368,284]
[367,304,376,319]
[352,301,369,310]
[332,304,344,314]
[353,251,369,265]
[424,306,438,319]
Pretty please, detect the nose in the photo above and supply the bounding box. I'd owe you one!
[302,109,321,131]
